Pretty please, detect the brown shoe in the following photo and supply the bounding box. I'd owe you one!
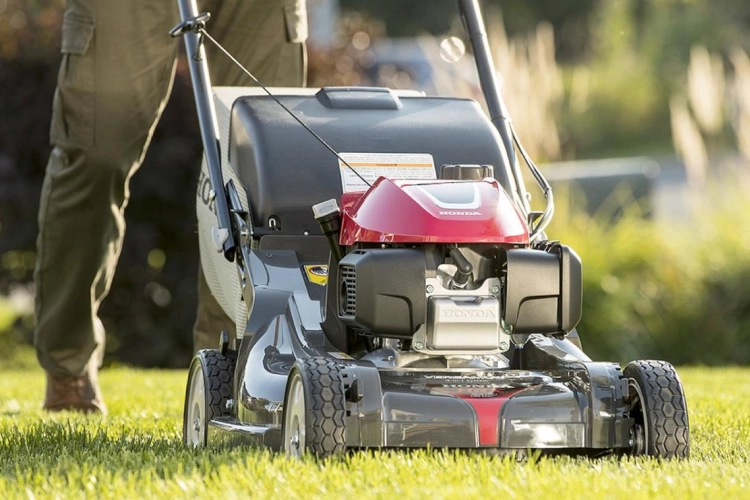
[43,369,107,415]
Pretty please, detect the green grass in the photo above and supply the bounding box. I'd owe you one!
[1,367,748,499]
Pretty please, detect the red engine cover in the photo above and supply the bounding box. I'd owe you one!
[339,177,529,245]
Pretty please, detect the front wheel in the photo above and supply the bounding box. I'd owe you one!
[282,358,347,458]
[624,359,689,459]
[183,349,236,447]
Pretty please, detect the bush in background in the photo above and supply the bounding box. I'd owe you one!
[2,0,750,368]
[548,184,750,365]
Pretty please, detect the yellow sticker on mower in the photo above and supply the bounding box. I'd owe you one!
[304,265,328,286]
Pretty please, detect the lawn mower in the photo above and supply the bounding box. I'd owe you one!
[173,0,689,458]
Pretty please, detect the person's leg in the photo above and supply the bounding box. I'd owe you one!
[191,0,308,352]
[34,0,179,412]
[205,0,308,87]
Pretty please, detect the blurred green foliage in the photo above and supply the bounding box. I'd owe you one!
[0,295,37,369]
[549,184,750,365]
[559,0,750,158]
[2,0,750,367]
[337,0,750,158]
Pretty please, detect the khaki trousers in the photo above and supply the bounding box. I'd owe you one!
[35,0,307,378]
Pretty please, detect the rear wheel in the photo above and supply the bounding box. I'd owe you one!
[624,360,689,459]
[183,349,236,447]
[282,358,347,458]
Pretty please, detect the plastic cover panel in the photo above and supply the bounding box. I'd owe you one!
[503,249,561,334]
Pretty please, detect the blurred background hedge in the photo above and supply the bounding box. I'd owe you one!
[1,0,750,368]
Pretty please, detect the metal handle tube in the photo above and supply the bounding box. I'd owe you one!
[458,0,530,212]
[177,0,236,258]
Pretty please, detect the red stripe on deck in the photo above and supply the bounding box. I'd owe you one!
[460,389,524,446]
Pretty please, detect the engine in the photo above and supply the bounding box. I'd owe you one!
[319,171,583,355]
[336,243,581,355]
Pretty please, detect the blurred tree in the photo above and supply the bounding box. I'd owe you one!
[307,11,385,87]
[0,0,62,265]
[3,0,750,367]
[639,0,750,94]
[340,0,598,62]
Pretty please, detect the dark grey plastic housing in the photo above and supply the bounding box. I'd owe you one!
[502,246,582,334]
[338,248,427,337]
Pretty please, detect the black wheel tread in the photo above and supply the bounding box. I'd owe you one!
[625,359,689,459]
[299,358,347,457]
[201,349,237,419]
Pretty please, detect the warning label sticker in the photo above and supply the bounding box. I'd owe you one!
[304,264,328,286]
[338,152,436,193]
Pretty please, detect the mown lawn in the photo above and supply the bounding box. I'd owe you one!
[0,366,748,499]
